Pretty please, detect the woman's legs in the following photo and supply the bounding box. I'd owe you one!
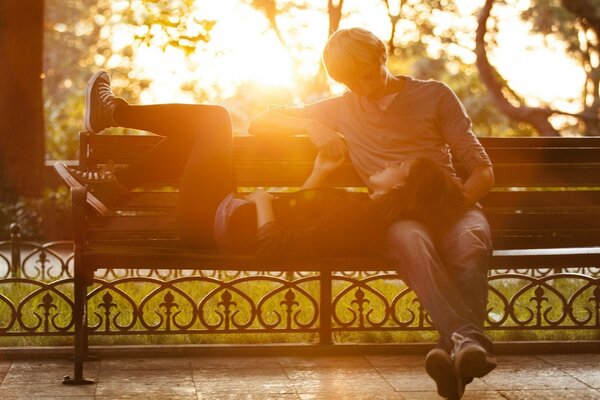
[83,71,235,247]
[112,103,232,190]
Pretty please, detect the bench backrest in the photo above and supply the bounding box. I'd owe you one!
[78,133,600,250]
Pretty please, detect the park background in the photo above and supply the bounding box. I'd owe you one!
[0,0,599,351]
[1,0,598,239]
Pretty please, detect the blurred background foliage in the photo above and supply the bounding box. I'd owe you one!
[45,0,595,162]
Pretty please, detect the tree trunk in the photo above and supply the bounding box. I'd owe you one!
[476,0,559,136]
[0,0,45,198]
[328,0,344,35]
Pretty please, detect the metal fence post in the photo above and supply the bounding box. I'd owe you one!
[10,223,21,278]
[319,270,333,345]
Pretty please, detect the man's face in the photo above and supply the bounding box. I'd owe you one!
[342,63,388,99]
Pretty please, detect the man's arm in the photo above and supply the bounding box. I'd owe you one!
[302,153,345,189]
[463,164,495,205]
[249,109,347,160]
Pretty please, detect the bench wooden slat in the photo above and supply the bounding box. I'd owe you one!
[115,190,600,211]
[481,190,600,207]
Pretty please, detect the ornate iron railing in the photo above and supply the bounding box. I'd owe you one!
[1,225,599,339]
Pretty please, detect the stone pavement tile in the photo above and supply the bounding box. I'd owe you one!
[0,361,11,384]
[277,355,370,368]
[96,396,196,400]
[1,397,94,400]
[298,393,404,400]
[377,367,492,392]
[95,381,196,397]
[190,356,282,369]
[398,391,505,400]
[197,394,300,400]
[193,367,288,382]
[538,354,600,388]
[365,355,425,368]
[100,357,191,370]
[195,379,297,395]
[98,368,194,384]
[538,354,600,369]
[284,366,382,381]
[499,389,600,400]
[484,367,570,379]
[291,376,396,394]
[482,373,589,390]
[569,372,600,389]
[3,360,99,383]
[0,382,96,397]
[495,355,551,372]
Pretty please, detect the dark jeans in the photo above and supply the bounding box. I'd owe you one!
[384,208,494,353]
[112,103,234,248]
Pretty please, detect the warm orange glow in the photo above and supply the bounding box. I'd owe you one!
[106,0,584,114]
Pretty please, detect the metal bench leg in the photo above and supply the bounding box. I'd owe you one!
[63,248,94,385]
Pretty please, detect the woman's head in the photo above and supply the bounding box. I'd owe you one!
[369,157,467,225]
[323,28,389,97]
[369,159,416,197]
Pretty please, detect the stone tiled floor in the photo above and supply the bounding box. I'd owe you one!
[0,353,599,399]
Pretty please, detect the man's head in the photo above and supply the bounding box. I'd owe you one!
[323,28,389,97]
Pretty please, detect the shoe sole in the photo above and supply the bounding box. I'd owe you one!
[426,350,462,399]
[54,162,112,213]
[455,347,497,378]
[84,71,107,133]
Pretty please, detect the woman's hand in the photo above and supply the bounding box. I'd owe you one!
[243,188,274,204]
[243,189,275,228]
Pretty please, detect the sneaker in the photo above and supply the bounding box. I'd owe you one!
[84,71,122,133]
[451,332,497,379]
[62,164,128,206]
[425,348,464,399]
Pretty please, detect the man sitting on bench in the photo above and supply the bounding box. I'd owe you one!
[249,27,496,400]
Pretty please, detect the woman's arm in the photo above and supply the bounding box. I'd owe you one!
[245,189,275,229]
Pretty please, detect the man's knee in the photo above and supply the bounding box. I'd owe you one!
[387,220,432,246]
[444,211,491,251]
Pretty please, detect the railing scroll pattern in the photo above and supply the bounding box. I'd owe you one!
[1,235,599,338]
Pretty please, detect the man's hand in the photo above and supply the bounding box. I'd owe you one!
[306,120,347,160]
[314,152,345,174]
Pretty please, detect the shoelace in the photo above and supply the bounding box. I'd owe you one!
[69,167,113,181]
[97,82,116,108]
[450,332,470,358]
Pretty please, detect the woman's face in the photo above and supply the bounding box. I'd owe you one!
[369,159,415,196]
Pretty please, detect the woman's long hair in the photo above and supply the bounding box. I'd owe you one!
[369,157,468,228]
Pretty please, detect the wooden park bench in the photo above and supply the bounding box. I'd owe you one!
[54,133,600,384]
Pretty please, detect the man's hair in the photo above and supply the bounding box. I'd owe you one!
[369,157,467,229]
[323,27,388,83]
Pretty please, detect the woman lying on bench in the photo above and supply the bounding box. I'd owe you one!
[64,71,467,264]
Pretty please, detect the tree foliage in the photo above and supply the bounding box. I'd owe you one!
[44,0,215,160]
[43,0,599,166]
[476,0,600,136]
